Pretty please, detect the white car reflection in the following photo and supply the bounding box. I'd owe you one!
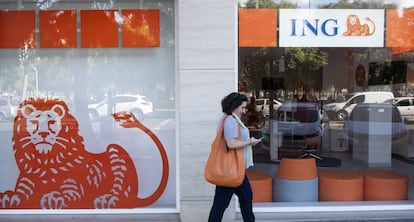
[385,97,414,123]
[88,94,153,121]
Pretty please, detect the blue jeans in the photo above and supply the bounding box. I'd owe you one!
[208,175,255,222]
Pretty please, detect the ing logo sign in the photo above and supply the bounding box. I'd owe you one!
[279,9,384,47]
[289,14,376,37]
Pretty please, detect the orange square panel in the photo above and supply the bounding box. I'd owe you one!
[39,10,77,48]
[386,9,414,48]
[239,9,277,47]
[0,11,36,48]
[122,9,160,47]
[80,10,119,48]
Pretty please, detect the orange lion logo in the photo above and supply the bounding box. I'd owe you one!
[0,97,169,209]
[343,14,375,36]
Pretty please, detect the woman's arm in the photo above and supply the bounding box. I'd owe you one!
[226,137,262,149]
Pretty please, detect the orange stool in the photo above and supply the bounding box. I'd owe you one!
[274,158,319,202]
[318,169,363,201]
[277,158,317,180]
[246,170,272,202]
[359,169,408,201]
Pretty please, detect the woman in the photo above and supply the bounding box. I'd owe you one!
[208,92,262,222]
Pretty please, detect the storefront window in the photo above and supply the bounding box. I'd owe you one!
[238,0,414,205]
[0,0,176,211]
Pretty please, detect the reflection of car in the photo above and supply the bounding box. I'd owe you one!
[0,99,18,122]
[255,98,282,116]
[343,103,407,142]
[343,103,408,165]
[385,97,414,123]
[88,95,153,121]
[323,91,394,121]
[262,102,329,151]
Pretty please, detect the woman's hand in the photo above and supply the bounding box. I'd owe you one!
[249,137,262,146]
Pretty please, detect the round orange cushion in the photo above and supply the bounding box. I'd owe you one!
[246,171,272,202]
[358,169,408,201]
[318,169,363,201]
[277,158,317,180]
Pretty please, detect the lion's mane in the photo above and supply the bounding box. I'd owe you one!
[12,98,85,175]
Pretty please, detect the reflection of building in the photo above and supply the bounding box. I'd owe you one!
[1,1,414,221]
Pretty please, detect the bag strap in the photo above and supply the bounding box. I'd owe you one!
[220,115,241,153]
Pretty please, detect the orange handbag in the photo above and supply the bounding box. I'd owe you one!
[205,116,245,187]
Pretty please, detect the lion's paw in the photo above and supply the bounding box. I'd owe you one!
[40,191,67,209]
[94,194,119,209]
[112,111,142,128]
[0,191,21,208]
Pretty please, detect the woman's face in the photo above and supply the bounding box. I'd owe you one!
[233,101,247,117]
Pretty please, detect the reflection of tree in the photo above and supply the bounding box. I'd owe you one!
[240,47,328,92]
[241,52,327,95]
[18,47,35,99]
[86,50,116,99]
[38,56,75,96]
[239,48,274,94]
[369,61,407,85]
[244,0,297,9]
[319,0,396,9]
[284,47,328,91]
[0,64,23,95]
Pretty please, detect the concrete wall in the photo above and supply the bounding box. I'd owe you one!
[177,0,238,221]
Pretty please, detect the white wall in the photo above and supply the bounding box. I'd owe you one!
[177,0,238,221]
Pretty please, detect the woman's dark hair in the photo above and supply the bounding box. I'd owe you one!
[221,92,248,115]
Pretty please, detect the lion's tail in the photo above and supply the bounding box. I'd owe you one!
[365,17,376,36]
[134,125,169,207]
[111,111,170,207]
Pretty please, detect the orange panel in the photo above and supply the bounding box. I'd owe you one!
[122,9,160,47]
[0,11,36,48]
[39,10,77,48]
[392,47,414,55]
[239,9,277,47]
[386,9,414,47]
[80,10,118,48]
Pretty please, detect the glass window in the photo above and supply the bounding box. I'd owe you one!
[350,95,365,104]
[398,99,410,106]
[238,0,414,206]
[0,0,176,211]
